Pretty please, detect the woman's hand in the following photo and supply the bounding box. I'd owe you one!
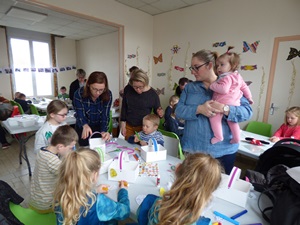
[196,100,221,117]
[101,132,111,141]
[134,135,140,143]
[82,124,92,139]
[269,136,280,143]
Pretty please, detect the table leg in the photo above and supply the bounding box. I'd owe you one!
[16,133,35,176]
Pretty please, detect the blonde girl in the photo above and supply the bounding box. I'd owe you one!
[270,106,300,142]
[53,148,130,225]
[34,100,68,153]
[137,153,222,225]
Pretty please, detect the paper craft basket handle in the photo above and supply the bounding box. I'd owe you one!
[148,138,158,152]
[118,150,129,170]
[94,147,105,162]
[89,131,102,139]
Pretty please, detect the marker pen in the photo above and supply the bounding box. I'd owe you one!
[231,209,248,219]
[156,175,161,187]
[213,211,239,225]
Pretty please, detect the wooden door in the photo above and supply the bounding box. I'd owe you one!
[263,35,300,134]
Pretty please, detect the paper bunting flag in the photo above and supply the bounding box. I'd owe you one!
[212,42,226,47]
[52,68,58,73]
[127,54,136,59]
[171,45,181,54]
[286,47,300,60]
[155,87,165,95]
[4,68,12,73]
[66,66,72,71]
[23,68,29,72]
[245,81,252,86]
[38,68,44,72]
[31,68,36,72]
[153,53,163,64]
[174,66,184,72]
[157,73,166,77]
[15,68,21,72]
[45,68,51,73]
[243,41,260,53]
[241,65,257,70]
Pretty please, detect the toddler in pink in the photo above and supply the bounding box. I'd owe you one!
[210,47,253,144]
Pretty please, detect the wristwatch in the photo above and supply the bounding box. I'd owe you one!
[223,105,230,113]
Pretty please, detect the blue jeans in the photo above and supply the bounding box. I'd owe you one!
[216,152,237,175]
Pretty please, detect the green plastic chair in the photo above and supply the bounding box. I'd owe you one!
[158,117,165,130]
[108,110,112,133]
[245,121,272,137]
[159,129,185,160]
[10,100,24,114]
[9,202,56,225]
[30,104,40,115]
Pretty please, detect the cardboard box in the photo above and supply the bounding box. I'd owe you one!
[141,138,167,162]
[213,167,251,208]
[108,151,139,183]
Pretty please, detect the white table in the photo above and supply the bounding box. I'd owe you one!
[32,98,73,112]
[238,130,274,159]
[98,138,267,224]
[2,115,76,176]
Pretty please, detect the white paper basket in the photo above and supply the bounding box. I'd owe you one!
[141,138,167,162]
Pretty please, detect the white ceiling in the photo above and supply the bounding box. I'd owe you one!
[0,0,119,40]
[115,0,211,15]
[0,0,210,40]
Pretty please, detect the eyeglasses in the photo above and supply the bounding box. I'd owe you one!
[132,85,145,90]
[90,86,105,93]
[189,62,209,72]
[56,113,68,117]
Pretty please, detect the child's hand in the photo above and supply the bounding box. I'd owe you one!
[140,140,147,146]
[269,136,280,143]
[134,135,140,143]
[119,180,128,189]
[96,184,110,194]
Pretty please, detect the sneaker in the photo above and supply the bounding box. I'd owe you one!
[2,143,11,149]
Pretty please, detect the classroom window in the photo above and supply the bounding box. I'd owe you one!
[8,28,53,97]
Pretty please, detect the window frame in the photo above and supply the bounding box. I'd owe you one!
[7,27,53,98]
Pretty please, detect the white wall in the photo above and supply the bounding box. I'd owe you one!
[35,0,154,86]
[55,37,77,94]
[76,32,119,101]
[151,0,300,128]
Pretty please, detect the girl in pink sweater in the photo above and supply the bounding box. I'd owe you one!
[210,47,253,144]
[270,106,300,142]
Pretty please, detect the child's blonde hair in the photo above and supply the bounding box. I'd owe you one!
[53,148,101,225]
[217,46,240,71]
[154,153,222,225]
[46,100,68,121]
[143,114,160,127]
[285,106,300,125]
[50,125,78,146]
[169,95,179,105]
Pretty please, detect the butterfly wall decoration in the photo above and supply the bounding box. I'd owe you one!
[174,66,184,72]
[243,41,260,53]
[171,45,181,54]
[212,42,226,47]
[127,54,136,59]
[286,47,300,60]
[241,65,257,71]
[153,53,163,64]
[155,87,165,95]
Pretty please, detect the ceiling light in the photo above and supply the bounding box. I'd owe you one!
[6,7,47,22]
